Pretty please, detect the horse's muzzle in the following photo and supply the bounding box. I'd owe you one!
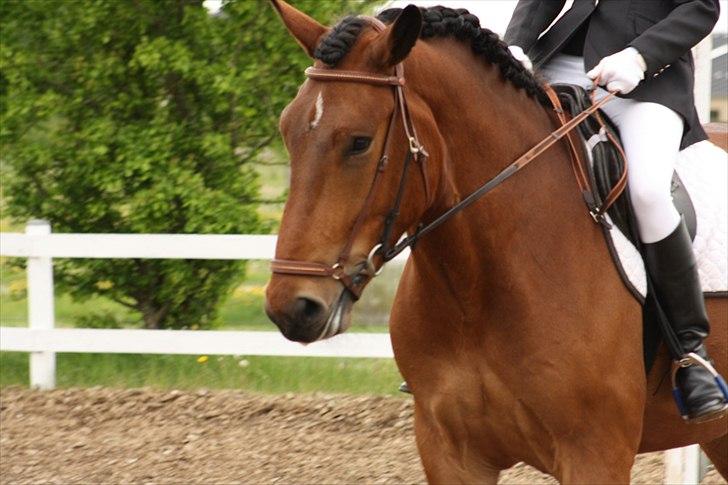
[265,294,325,343]
[265,282,353,343]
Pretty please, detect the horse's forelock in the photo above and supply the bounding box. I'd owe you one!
[313,16,368,67]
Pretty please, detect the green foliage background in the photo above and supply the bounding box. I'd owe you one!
[0,0,372,329]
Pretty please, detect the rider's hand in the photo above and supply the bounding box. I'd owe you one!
[587,47,647,94]
[508,45,533,72]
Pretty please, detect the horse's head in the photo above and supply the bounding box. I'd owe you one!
[265,1,438,343]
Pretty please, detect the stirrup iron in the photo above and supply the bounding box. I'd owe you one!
[671,352,728,421]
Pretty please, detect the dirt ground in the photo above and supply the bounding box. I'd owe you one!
[0,387,725,484]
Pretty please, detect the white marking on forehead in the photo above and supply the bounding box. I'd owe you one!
[309,91,324,130]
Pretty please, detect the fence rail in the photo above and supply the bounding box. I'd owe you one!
[0,220,705,484]
[0,231,410,260]
[0,233,278,260]
[0,327,393,358]
[0,220,406,390]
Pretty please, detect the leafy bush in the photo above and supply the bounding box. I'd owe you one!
[74,311,123,330]
[0,0,372,328]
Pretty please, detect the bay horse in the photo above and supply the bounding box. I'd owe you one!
[264,1,728,482]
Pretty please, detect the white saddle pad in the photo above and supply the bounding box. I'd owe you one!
[608,140,728,297]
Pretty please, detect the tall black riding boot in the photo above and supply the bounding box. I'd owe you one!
[643,220,728,423]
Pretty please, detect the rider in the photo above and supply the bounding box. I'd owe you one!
[504,0,727,422]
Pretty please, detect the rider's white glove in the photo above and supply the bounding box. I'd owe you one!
[508,45,533,72]
[586,47,647,94]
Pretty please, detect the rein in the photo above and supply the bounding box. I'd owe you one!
[385,85,626,261]
[271,53,627,299]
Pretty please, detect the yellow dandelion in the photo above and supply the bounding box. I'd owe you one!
[196,355,209,364]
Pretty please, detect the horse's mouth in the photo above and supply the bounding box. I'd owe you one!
[317,290,354,340]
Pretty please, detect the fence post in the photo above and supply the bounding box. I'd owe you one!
[665,445,700,485]
[26,219,56,389]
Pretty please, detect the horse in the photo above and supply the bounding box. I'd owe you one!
[264,1,728,482]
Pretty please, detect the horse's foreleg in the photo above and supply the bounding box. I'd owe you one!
[558,462,633,484]
[413,401,501,484]
[556,446,635,484]
[701,432,728,480]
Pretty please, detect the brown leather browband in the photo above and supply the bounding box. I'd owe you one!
[271,34,627,300]
[303,67,404,86]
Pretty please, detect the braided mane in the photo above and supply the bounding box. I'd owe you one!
[313,6,547,104]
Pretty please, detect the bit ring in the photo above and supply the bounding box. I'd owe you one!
[366,244,384,277]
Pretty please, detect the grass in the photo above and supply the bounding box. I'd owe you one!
[0,352,404,395]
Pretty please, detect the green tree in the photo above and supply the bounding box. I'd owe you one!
[0,0,371,329]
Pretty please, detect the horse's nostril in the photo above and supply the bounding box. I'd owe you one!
[294,297,325,322]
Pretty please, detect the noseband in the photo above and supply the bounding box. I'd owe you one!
[271,21,625,301]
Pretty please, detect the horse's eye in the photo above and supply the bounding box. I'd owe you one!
[348,136,372,155]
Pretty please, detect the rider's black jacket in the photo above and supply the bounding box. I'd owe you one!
[504,0,720,149]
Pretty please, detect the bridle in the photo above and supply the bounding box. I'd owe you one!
[270,18,429,299]
[271,19,626,300]
[270,57,426,299]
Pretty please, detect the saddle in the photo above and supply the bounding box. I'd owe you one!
[552,83,697,252]
[552,84,699,371]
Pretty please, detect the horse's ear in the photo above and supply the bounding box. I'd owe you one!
[270,0,329,58]
[371,5,422,67]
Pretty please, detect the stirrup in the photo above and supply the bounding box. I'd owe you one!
[671,352,728,422]
[398,381,412,394]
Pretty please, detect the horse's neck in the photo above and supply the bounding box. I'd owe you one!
[406,43,606,318]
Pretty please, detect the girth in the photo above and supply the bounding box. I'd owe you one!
[271,36,627,300]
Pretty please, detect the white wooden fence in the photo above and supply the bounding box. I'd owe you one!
[0,220,403,390]
[0,220,706,484]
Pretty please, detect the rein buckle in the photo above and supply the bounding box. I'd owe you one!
[589,209,613,230]
[408,136,422,155]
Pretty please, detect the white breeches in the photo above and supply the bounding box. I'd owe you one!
[541,54,682,243]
